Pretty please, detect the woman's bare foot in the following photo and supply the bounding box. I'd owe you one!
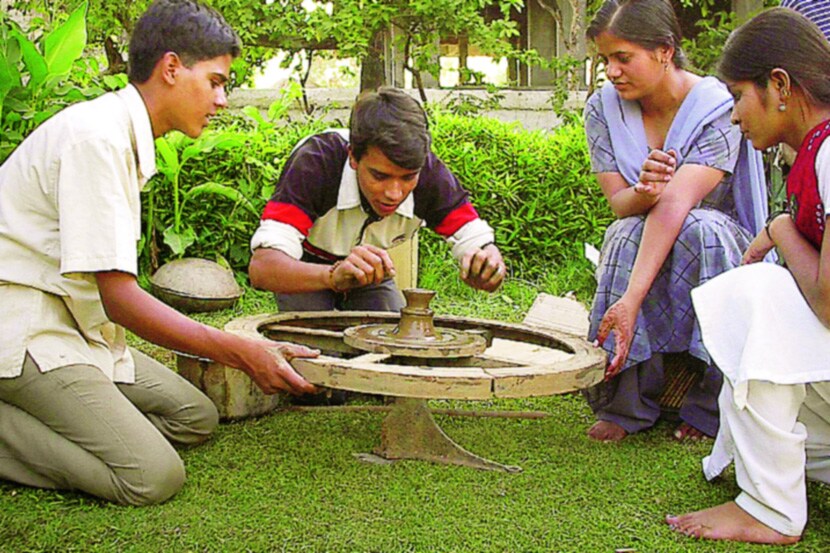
[665,502,801,544]
[672,422,710,442]
[587,420,628,442]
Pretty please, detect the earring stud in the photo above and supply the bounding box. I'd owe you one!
[778,103,787,112]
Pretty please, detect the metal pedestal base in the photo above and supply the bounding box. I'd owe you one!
[359,398,522,473]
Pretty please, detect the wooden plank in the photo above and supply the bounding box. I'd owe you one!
[346,352,393,364]
[522,293,590,338]
[285,405,551,418]
[293,357,494,400]
[480,337,572,366]
[488,346,605,398]
[491,363,604,397]
[225,310,605,402]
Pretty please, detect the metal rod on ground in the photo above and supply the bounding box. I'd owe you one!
[284,405,549,419]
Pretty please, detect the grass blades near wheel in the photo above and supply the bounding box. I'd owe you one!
[4,260,830,552]
[4,395,830,552]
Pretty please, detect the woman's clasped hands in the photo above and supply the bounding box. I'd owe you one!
[635,148,677,198]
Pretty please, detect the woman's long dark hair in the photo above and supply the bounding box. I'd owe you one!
[587,0,687,69]
[718,7,830,105]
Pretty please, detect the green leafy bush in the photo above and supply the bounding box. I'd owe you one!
[0,2,126,163]
[140,105,332,274]
[428,110,612,277]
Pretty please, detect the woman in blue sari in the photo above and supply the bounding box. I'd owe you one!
[582,0,768,442]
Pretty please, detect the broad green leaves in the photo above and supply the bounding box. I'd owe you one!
[0,25,22,123]
[151,131,247,258]
[138,115,332,272]
[43,3,88,78]
[162,225,198,257]
[1,2,94,162]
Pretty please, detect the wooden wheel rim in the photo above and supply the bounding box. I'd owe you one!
[225,311,605,400]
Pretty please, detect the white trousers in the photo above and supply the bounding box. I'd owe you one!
[704,379,830,536]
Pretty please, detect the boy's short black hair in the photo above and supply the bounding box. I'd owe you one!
[349,87,431,170]
[128,0,241,84]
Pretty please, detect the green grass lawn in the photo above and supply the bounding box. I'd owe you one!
[2,258,830,552]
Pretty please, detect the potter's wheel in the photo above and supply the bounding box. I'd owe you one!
[225,288,605,472]
[343,289,488,358]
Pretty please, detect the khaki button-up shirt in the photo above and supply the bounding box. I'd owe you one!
[0,85,156,382]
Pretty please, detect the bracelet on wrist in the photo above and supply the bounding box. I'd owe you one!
[764,211,788,244]
[328,260,346,293]
[765,210,788,226]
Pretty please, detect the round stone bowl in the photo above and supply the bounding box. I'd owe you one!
[150,258,243,313]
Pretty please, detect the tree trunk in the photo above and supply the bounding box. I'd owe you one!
[360,30,386,91]
[104,36,127,75]
[458,35,469,84]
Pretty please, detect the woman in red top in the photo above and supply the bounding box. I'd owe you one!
[665,8,830,544]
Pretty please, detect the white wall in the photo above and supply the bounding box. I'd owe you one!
[229,87,588,132]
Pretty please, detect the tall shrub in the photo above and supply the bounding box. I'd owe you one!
[429,111,612,277]
[139,112,332,274]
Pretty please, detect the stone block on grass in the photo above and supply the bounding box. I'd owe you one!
[177,354,286,420]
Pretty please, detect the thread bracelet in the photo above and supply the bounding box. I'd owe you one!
[328,260,346,293]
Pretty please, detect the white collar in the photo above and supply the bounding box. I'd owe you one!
[116,84,157,187]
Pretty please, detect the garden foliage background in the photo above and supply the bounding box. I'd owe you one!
[4,0,782,297]
[3,0,786,291]
[0,1,613,297]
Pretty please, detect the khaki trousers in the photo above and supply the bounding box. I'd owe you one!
[0,349,217,505]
